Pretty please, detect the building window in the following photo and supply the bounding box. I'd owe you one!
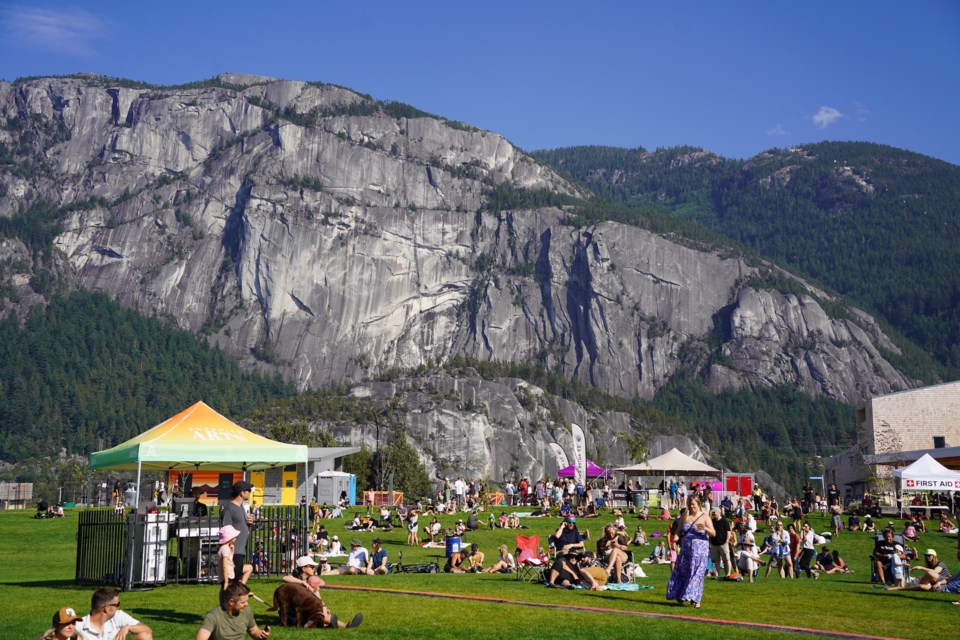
[933,436,946,449]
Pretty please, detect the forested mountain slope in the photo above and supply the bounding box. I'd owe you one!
[533,143,960,377]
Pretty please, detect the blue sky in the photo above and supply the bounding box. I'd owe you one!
[1,1,958,165]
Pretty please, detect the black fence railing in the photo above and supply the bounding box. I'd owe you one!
[76,507,308,590]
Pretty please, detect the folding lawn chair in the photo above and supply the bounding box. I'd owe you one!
[515,535,549,582]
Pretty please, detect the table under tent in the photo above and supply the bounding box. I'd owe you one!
[79,401,308,590]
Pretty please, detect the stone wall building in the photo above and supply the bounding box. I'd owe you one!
[824,380,960,502]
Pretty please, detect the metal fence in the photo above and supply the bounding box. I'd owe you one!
[76,506,308,591]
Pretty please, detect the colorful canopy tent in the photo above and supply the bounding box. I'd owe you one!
[90,401,308,504]
[615,448,722,478]
[893,454,960,491]
[557,460,609,478]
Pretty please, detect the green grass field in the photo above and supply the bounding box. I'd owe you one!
[2,507,956,639]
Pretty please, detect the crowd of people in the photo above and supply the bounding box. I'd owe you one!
[42,474,960,636]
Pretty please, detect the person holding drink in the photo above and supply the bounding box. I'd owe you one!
[666,496,715,609]
[221,481,256,582]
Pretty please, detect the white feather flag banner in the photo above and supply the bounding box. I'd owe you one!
[549,442,570,471]
[571,423,587,485]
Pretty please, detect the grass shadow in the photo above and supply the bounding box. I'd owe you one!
[4,579,81,589]
[136,608,204,626]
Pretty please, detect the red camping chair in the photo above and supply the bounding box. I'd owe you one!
[515,535,549,582]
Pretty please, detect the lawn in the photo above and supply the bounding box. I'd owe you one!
[2,506,956,639]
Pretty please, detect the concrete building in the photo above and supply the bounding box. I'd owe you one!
[824,380,960,502]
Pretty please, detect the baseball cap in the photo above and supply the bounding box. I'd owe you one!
[332,535,339,540]
[924,549,937,557]
[350,538,362,547]
[372,538,382,545]
[296,556,319,568]
[232,481,254,495]
[53,607,82,627]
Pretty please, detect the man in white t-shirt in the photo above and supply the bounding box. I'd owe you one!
[454,477,466,507]
[339,539,369,575]
[77,587,153,640]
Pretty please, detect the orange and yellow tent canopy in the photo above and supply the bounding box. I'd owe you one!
[90,401,307,471]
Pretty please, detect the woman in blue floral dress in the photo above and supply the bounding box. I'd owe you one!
[666,495,715,608]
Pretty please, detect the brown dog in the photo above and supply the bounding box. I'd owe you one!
[267,583,329,628]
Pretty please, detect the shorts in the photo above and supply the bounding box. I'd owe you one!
[938,580,960,594]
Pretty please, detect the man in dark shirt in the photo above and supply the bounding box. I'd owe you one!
[873,529,897,584]
[550,517,585,555]
[709,508,733,577]
[221,481,255,575]
[547,552,601,589]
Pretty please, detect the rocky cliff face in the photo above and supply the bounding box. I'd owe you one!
[0,74,913,411]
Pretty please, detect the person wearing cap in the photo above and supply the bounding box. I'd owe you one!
[368,538,389,574]
[284,556,326,594]
[339,539,369,575]
[37,607,83,640]
[219,524,253,591]
[220,481,255,580]
[886,548,953,591]
[550,516,585,555]
[317,554,336,576]
[328,535,343,556]
[78,588,153,640]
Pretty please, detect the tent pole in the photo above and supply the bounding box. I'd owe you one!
[135,460,142,509]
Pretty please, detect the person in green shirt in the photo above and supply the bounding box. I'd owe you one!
[196,583,270,640]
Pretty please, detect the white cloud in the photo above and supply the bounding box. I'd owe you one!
[853,102,870,122]
[812,106,843,129]
[1,6,107,57]
[766,123,787,136]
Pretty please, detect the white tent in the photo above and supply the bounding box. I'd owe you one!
[616,448,722,478]
[893,453,960,491]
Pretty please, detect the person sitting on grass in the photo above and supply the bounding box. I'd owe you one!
[642,540,669,564]
[547,551,601,590]
[483,545,516,573]
[37,607,83,640]
[423,517,442,543]
[465,543,485,572]
[736,541,762,583]
[78,588,153,640]
[339,540,369,575]
[196,582,272,640]
[903,520,919,542]
[367,538,389,575]
[631,525,648,546]
[886,548,952,591]
[847,513,861,532]
[508,512,521,529]
[815,546,837,573]
[863,515,876,532]
[830,549,849,573]
[282,556,324,602]
[938,512,958,534]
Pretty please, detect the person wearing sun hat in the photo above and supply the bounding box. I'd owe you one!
[339,539,369,574]
[218,524,252,590]
[36,607,83,640]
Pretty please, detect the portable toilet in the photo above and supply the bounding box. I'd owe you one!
[315,471,356,506]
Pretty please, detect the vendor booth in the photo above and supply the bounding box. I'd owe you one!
[616,448,722,509]
[79,401,308,590]
[557,460,609,478]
